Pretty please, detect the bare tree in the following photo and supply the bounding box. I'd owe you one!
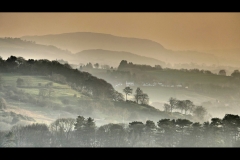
[49,118,75,147]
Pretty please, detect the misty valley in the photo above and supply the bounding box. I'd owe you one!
[1,34,240,147]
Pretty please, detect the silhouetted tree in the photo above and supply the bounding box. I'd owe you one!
[175,119,192,137]
[129,121,145,147]
[144,120,157,146]
[156,119,177,147]
[176,100,185,114]
[183,100,194,115]
[118,60,128,70]
[94,63,99,69]
[231,70,240,78]
[134,87,143,104]
[139,93,149,105]
[123,87,132,101]
[218,69,226,76]
[86,62,93,69]
[222,114,240,146]
[169,97,177,113]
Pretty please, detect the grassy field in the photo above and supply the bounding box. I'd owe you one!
[0,73,86,125]
[0,73,144,126]
[1,73,84,103]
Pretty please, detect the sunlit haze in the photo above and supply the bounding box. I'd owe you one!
[1,12,240,147]
[0,12,239,51]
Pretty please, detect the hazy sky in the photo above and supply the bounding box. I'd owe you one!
[0,12,239,51]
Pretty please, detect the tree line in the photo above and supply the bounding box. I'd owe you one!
[117,60,240,77]
[163,97,207,118]
[1,114,240,147]
[123,87,149,105]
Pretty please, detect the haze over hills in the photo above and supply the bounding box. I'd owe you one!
[0,37,74,61]
[0,38,167,68]
[21,32,221,66]
[75,49,167,68]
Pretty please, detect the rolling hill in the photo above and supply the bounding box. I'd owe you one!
[0,57,195,130]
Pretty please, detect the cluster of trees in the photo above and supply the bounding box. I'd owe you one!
[179,68,213,74]
[79,62,113,70]
[117,60,226,77]
[117,60,240,78]
[118,60,163,71]
[1,114,240,147]
[0,56,122,100]
[231,70,240,78]
[218,69,226,76]
[164,97,207,121]
[123,87,149,105]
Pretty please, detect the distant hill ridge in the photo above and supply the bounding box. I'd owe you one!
[0,38,167,67]
[75,49,166,67]
[21,32,219,65]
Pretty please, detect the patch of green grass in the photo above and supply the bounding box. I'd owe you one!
[0,73,84,104]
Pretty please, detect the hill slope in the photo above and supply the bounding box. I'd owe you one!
[0,57,195,127]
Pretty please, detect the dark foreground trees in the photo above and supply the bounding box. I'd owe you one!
[1,113,240,147]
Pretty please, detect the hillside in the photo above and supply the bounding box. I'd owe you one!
[21,32,219,66]
[0,56,195,130]
[85,61,240,118]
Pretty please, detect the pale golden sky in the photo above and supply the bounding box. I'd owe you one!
[0,12,239,51]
